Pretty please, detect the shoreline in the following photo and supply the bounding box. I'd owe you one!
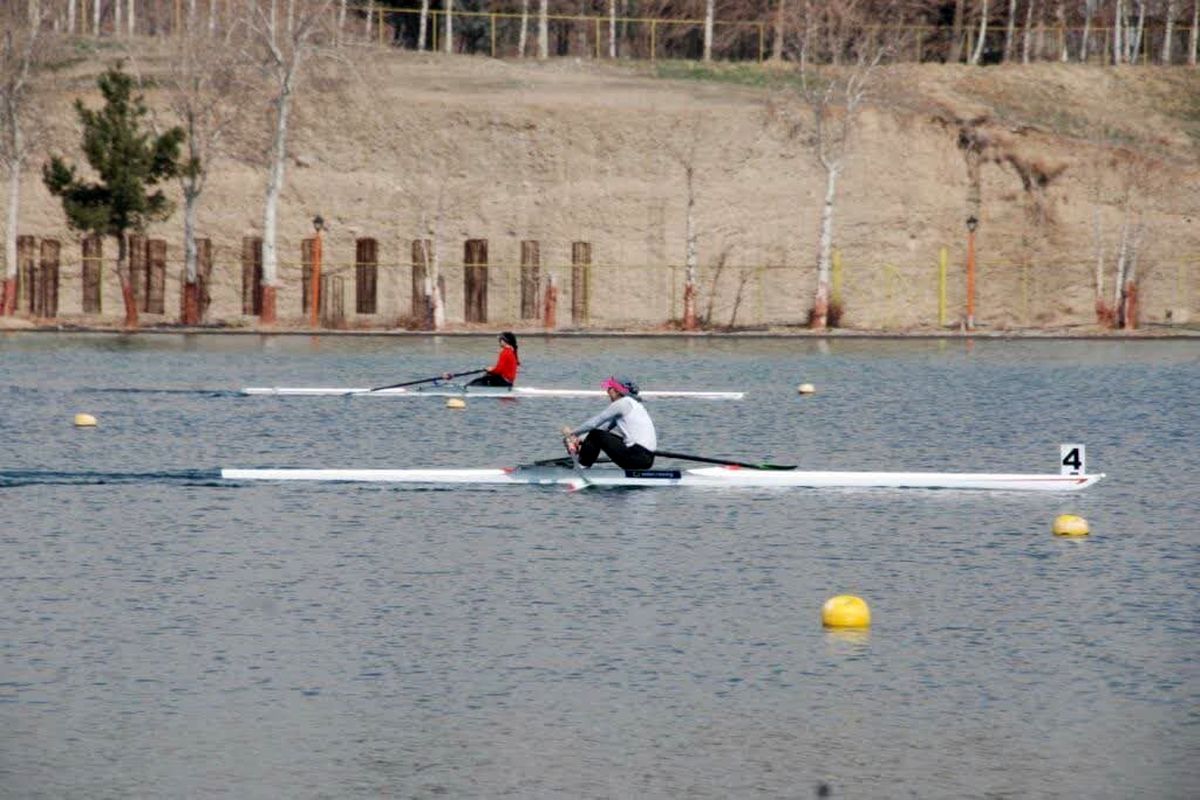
[3,320,1198,340]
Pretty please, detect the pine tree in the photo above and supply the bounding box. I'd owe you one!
[43,62,185,328]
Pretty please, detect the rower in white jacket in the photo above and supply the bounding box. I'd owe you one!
[561,376,657,470]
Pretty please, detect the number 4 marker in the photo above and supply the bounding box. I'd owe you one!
[1060,444,1086,476]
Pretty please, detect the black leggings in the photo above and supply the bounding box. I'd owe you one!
[578,429,654,470]
[466,372,512,388]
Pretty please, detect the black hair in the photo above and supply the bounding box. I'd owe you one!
[500,331,519,364]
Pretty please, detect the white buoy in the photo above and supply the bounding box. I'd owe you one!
[74,413,97,428]
[797,383,816,395]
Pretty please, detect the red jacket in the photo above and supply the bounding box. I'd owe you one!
[488,346,519,384]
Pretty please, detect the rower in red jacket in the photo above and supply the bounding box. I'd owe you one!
[447,331,520,387]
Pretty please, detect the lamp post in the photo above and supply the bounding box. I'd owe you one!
[311,214,324,329]
[965,214,978,331]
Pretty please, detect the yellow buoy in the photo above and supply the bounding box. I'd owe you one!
[73,413,97,428]
[1052,514,1090,536]
[445,398,466,410]
[822,595,870,628]
[797,383,816,395]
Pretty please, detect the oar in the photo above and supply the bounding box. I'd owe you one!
[654,449,796,471]
[563,436,593,490]
[357,369,486,395]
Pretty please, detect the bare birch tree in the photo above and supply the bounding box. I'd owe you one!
[142,5,247,324]
[609,0,617,58]
[1080,0,1094,62]
[0,2,46,315]
[772,5,891,329]
[519,0,529,56]
[538,0,549,59]
[703,0,715,62]
[248,0,334,324]
[443,0,453,54]
[418,0,429,51]
[1191,0,1200,66]
[1004,0,1018,62]
[1163,0,1177,63]
[970,0,990,65]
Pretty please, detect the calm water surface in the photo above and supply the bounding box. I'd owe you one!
[0,334,1197,799]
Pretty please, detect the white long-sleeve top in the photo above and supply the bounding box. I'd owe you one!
[570,396,657,451]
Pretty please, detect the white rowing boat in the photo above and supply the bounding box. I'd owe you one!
[241,386,745,400]
[221,463,1104,492]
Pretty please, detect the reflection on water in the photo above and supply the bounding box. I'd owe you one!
[1,334,1197,798]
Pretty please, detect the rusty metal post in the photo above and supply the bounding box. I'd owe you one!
[310,215,325,328]
[965,215,978,330]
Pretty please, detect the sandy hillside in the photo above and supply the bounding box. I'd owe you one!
[6,47,1200,331]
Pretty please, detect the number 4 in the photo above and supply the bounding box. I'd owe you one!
[1060,444,1086,475]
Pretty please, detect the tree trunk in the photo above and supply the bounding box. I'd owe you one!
[1191,0,1199,66]
[181,188,200,324]
[67,0,76,33]
[949,0,967,62]
[418,0,428,51]
[444,0,453,54]
[1092,207,1109,324]
[608,0,616,58]
[117,233,138,328]
[260,77,294,326]
[1022,0,1035,63]
[1114,0,1123,64]
[1004,0,1017,62]
[1132,0,1147,63]
[1057,0,1068,61]
[703,0,714,62]
[811,163,840,330]
[1163,0,1177,63]
[1080,0,1092,62]
[772,0,785,60]
[518,0,528,55]
[682,164,698,330]
[538,0,548,59]
[92,0,100,35]
[3,127,20,316]
[971,0,990,64]
[126,0,135,36]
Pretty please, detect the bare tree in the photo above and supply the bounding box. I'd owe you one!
[418,0,429,51]
[0,2,46,315]
[1192,0,1200,66]
[703,0,715,61]
[519,0,529,56]
[659,117,705,329]
[1004,0,1018,62]
[538,0,548,59]
[1080,0,1094,62]
[1163,0,1177,63]
[443,0,453,54]
[248,0,334,324]
[949,0,968,62]
[609,0,617,58]
[971,0,990,65]
[1091,151,1164,329]
[772,7,890,329]
[143,6,247,324]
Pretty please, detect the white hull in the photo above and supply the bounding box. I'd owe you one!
[241,386,744,400]
[220,464,1104,491]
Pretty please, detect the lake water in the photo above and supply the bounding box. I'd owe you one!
[1,333,1197,799]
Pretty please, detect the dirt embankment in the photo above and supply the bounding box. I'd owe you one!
[6,46,1200,331]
